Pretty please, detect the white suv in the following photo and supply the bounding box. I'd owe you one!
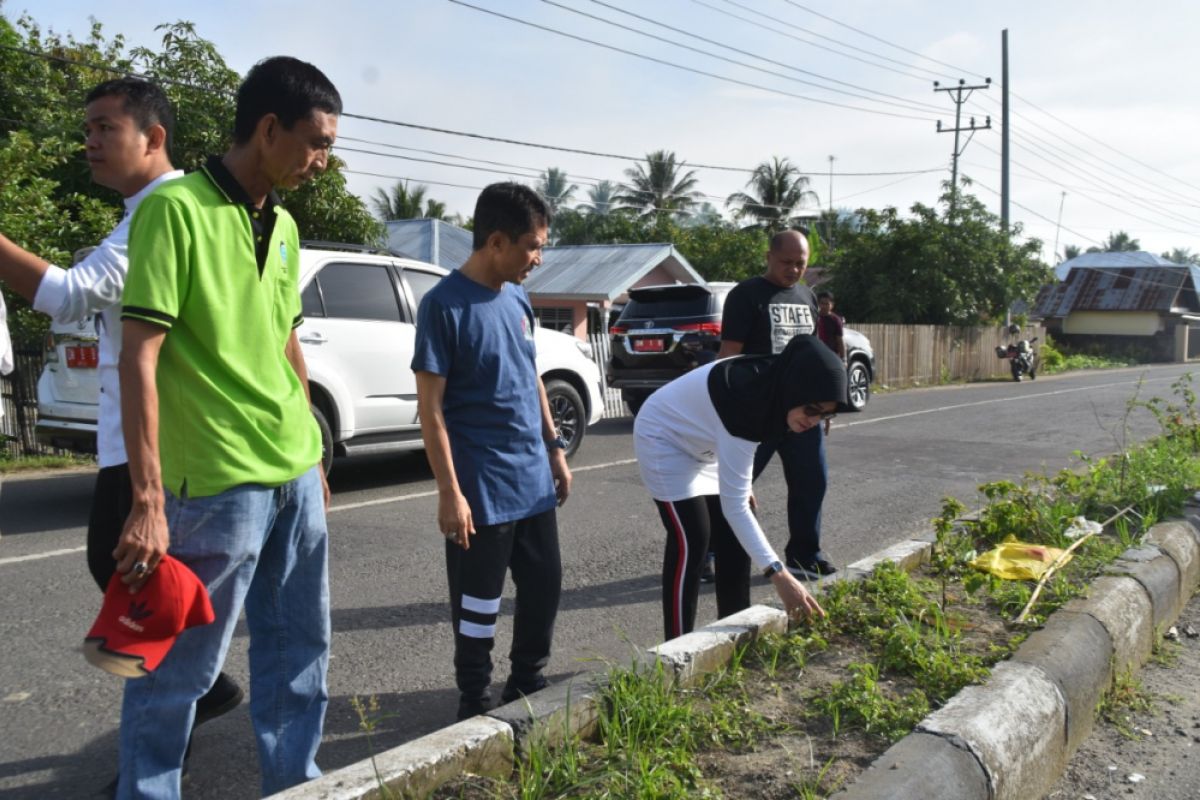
[35,244,604,472]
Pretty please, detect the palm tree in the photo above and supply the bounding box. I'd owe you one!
[1062,244,1082,261]
[579,180,618,216]
[725,157,818,232]
[371,181,446,221]
[536,167,579,215]
[615,150,702,219]
[1087,230,1140,253]
[1162,247,1198,265]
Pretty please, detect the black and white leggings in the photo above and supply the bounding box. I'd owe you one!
[654,495,751,640]
[445,508,561,701]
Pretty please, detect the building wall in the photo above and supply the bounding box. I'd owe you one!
[1062,310,1162,336]
[530,298,589,339]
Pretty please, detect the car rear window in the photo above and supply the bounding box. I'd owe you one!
[621,287,717,321]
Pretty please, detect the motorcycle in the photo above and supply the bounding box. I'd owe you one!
[995,328,1039,382]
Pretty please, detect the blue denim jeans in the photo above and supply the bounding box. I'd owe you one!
[117,467,330,799]
[752,424,828,564]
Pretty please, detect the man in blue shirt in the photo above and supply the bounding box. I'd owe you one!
[413,182,571,720]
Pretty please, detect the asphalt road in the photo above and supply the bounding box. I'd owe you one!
[0,363,1192,798]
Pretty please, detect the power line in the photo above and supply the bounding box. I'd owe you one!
[700,0,953,82]
[970,95,1200,210]
[444,0,932,120]
[0,42,942,178]
[970,177,1103,247]
[539,0,940,114]
[571,0,945,113]
[960,159,1200,210]
[776,0,988,81]
[974,138,1200,237]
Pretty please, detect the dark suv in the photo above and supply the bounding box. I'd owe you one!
[607,282,875,415]
[607,283,731,415]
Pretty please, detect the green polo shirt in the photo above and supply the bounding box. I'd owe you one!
[122,158,320,498]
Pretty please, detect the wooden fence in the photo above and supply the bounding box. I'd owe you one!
[0,325,1042,459]
[851,323,1043,389]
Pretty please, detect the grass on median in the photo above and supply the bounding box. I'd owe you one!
[0,452,95,474]
[386,375,1200,799]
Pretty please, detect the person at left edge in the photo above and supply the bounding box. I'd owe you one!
[115,56,337,799]
[0,80,245,768]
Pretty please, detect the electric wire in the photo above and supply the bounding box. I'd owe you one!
[565,0,946,113]
[445,0,932,120]
[776,0,988,80]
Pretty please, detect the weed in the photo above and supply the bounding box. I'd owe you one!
[1098,669,1156,740]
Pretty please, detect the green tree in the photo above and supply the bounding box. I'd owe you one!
[825,190,1050,326]
[1162,247,1197,265]
[536,167,578,215]
[615,150,701,219]
[1062,244,1082,261]
[1087,230,1140,253]
[726,156,818,232]
[371,180,445,222]
[0,11,382,327]
[579,180,617,216]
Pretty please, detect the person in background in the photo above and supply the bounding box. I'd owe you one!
[719,230,837,579]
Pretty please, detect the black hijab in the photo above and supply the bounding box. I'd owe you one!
[707,334,853,442]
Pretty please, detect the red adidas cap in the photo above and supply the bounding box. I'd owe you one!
[82,555,215,678]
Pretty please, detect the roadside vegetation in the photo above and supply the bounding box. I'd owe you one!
[0,450,93,473]
[389,375,1200,799]
[1039,335,1141,374]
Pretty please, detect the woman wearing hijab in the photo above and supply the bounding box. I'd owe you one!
[634,335,856,639]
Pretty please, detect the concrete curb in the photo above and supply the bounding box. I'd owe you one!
[272,511,1200,800]
[832,511,1200,800]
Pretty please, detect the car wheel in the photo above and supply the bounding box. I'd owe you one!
[847,361,871,410]
[622,389,650,417]
[312,404,334,476]
[545,379,585,459]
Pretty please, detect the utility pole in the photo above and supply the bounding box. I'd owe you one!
[935,77,992,217]
[1052,191,1067,263]
[827,154,835,246]
[1001,29,1010,232]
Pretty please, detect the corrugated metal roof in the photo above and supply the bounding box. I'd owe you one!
[1034,265,1200,318]
[384,219,473,268]
[525,243,705,301]
[1054,250,1181,280]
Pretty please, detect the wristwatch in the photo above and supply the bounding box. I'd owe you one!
[762,560,785,578]
[547,435,568,450]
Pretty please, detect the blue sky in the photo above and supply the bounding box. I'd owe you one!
[14,0,1200,260]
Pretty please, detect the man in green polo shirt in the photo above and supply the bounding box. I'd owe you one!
[114,56,338,799]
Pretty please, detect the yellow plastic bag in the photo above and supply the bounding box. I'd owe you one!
[969,536,1070,581]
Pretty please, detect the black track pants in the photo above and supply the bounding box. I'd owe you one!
[655,495,751,641]
[87,463,133,591]
[445,508,561,701]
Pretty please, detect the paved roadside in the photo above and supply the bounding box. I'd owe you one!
[1048,590,1200,800]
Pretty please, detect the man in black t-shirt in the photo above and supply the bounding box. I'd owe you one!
[719,229,836,578]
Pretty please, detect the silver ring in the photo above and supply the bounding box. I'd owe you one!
[132,561,149,576]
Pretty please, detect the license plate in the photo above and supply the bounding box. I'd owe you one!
[632,338,665,353]
[66,344,99,368]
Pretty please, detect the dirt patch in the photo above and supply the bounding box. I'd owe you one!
[1047,593,1200,800]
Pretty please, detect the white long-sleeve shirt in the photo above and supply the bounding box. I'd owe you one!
[31,170,182,467]
[632,362,779,571]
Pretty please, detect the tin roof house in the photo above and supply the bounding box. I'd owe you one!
[1033,251,1200,361]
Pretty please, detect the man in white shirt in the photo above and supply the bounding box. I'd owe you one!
[0,77,242,786]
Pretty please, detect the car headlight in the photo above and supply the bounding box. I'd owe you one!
[575,340,595,361]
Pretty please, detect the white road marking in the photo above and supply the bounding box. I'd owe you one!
[836,375,1173,429]
[0,372,1177,565]
[0,546,86,566]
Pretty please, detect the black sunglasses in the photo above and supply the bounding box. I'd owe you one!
[801,404,837,421]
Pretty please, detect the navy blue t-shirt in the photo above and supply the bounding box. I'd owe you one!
[411,269,556,526]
